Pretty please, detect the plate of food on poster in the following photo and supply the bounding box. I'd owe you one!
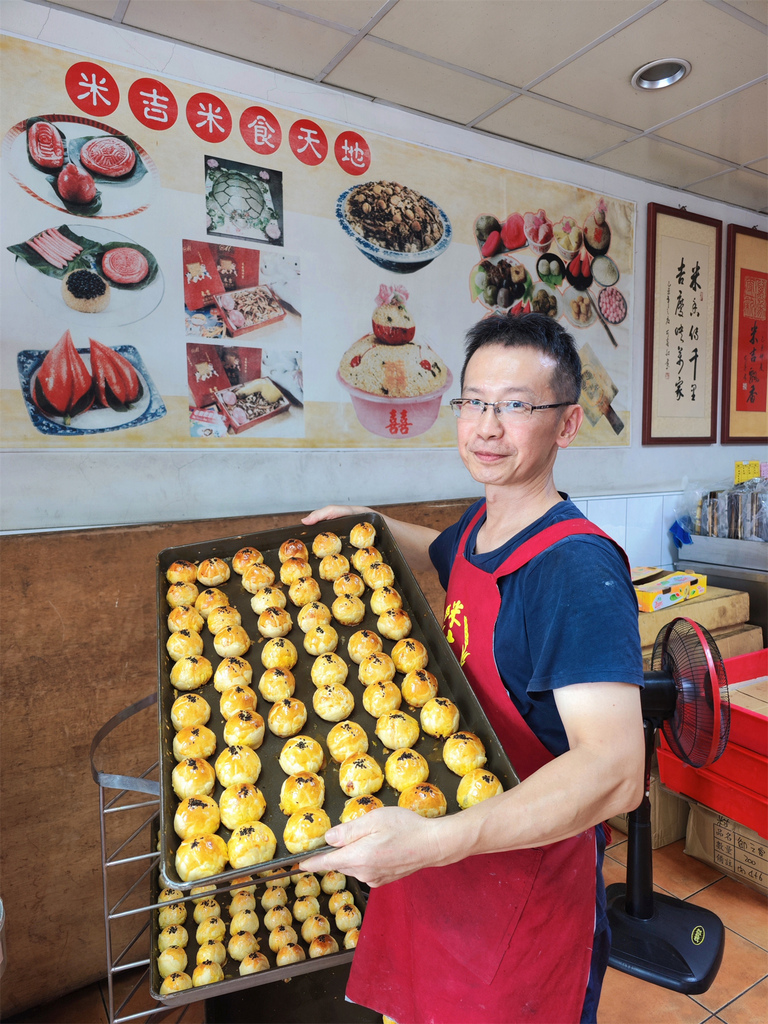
[17,330,166,436]
[2,114,159,218]
[8,222,164,326]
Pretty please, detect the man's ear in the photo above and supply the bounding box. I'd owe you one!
[556,403,584,449]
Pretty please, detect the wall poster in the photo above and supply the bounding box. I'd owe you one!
[1,35,636,451]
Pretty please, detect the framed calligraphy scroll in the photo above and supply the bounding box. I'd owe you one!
[721,224,768,444]
[642,204,721,445]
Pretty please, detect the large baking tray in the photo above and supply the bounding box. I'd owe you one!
[156,512,520,890]
[148,823,366,1005]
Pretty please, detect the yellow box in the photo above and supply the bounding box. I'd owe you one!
[633,570,707,613]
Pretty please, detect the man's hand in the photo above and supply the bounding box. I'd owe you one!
[301,505,373,525]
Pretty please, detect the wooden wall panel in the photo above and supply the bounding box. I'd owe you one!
[0,498,473,1017]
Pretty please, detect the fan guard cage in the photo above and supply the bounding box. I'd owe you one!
[651,618,730,769]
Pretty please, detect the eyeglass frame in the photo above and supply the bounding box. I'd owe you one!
[449,398,575,419]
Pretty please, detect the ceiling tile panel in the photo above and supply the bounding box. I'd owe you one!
[532,1,768,130]
[747,157,768,174]
[371,0,650,87]
[324,37,513,122]
[592,136,729,188]
[123,0,353,78]
[687,168,768,210]
[276,1,386,30]
[727,1,768,26]
[476,95,636,160]
[49,0,119,16]
[654,80,768,165]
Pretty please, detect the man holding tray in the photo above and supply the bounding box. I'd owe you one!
[302,312,644,1024]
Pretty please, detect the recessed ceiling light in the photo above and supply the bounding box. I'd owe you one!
[631,59,692,91]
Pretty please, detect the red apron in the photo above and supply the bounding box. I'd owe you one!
[347,506,624,1024]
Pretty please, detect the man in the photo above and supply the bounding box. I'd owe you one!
[301,313,644,1024]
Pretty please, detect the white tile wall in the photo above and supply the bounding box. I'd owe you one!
[576,491,685,569]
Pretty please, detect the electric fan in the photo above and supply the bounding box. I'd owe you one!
[606,616,731,994]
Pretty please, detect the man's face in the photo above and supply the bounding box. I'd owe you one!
[456,343,578,490]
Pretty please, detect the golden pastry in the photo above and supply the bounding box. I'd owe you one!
[327,890,354,916]
[229,891,256,915]
[350,522,376,548]
[258,667,295,702]
[303,624,338,656]
[362,561,395,590]
[158,924,189,952]
[250,586,287,615]
[377,608,412,641]
[338,753,384,797]
[370,586,403,615]
[310,653,348,688]
[280,557,312,585]
[167,629,204,662]
[261,638,298,670]
[309,934,338,958]
[230,909,260,935]
[168,604,205,634]
[160,972,193,995]
[219,685,257,720]
[288,576,322,607]
[167,582,199,609]
[261,885,288,910]
[158,903,187,931]
[358,652,396,685]
[207,604,242,634]
[293,873,320,897]
[320,871,347,895]
[335,904,362,932]
[456,768,503,808]
[242,562,277,594]
[173,725,216,762]
[190,883,217,903]
[331,595,365,626]
[391,638,428,674]
[312,531,342,558]
[313,683,355,722]
[385,748,429,791]
[362,681,402,718]
[401,669,439,707]
[171,693,211,731]
[347,629,383,664]
[420,697,460,738]
[351,546,381,572]
[301,915,330,943]
[174,795,221,840]
[276,943,305,966]
[214,624,252,658]
[292,896,320,922]
[268,697,307,738]
[375,711,420,750]
[192,961,224,987]
[167,559,198,584]
[193,898,220,924]
[228,821,277,869]
[223,710,265,749]
[228,931,259,961]
[196,916,226,944]
[232,546,263,574]
[279,772,325,814]
[443,731,487,776]
[197,557,230,587]
[229,875,257,894]
[196,939,226,966]
[264,905,292,931]
[170,655,213,692]
[399,782,447,818]
[344,928,360,949]
[279,735,324,775]
[157,946,187,979]
[175,834,228,883]
[214,656,253,692]
[279,538,309,563]
[269,924,299,952]
[172,757,216,799]
[326,720,369,763]
[319,554,350,581]
[297,601,332,633]
[215,744,262,787]
[257,607,293,638]
[284,809,331,854]
[239,952,270,974]
[194,587,229,620]
[333,572,365,598]
[159,887,184,903]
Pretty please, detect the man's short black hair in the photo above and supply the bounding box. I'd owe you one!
[460,312,582,403]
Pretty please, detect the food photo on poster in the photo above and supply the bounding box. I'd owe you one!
[205,156,283,245]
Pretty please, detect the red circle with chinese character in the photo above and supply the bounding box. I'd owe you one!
[128,78,178,131]
[334,131,371,175]
[289,119,328,166]
[186,93,232,143]
[239,106,282,154]
[65,62,119,116]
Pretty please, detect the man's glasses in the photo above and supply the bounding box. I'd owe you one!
[449,399,574,420]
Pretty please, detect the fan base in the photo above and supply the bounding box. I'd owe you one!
[606,884,725,994]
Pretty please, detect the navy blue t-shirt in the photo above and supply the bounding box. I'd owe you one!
[429,497,644,757]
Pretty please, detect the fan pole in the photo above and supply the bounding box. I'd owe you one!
[625,719,656,919]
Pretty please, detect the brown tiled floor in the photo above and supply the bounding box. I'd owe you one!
[8,830,767,1024]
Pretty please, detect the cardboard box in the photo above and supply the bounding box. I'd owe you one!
[633,570,707,613]
[608,767,690,849]
[685,799,767,895]
[637,587,750,647]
